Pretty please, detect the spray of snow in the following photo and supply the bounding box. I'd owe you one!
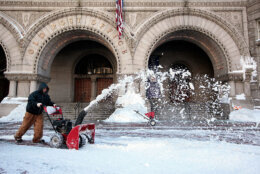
[83,75,134,112]
[83,67,230,122]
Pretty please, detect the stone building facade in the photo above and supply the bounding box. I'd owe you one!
[0,0,259,119]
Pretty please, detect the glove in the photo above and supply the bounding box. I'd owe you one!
[37,103,42,108]
[53,104,57,107]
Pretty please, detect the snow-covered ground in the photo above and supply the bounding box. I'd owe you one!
[0,122,260,174]
[230,109,260,123]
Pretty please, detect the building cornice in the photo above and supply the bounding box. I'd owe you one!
[0,1,248,8]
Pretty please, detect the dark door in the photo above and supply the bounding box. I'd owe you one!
[74,78,91,102]
[97,78,113,95]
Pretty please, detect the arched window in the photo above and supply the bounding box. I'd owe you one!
[75,54,113,75]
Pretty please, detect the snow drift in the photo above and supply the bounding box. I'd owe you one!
[105,88,147,122]
[229,108,260,122]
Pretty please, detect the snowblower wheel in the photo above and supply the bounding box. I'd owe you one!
[150,119,156,126]
[79,134,87,148]
[49,133,64,148]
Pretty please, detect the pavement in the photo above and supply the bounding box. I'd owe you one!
[0,120,260,146]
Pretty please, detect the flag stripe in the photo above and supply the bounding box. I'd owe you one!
[116,0,123,39]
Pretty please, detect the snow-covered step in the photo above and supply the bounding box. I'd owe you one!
[254,106,260,110]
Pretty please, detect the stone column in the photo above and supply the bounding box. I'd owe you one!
[228,81,236,97]
[244,69,253,97]
[30,80,37,93]
[90,77,97,101]
[8,80,17,97]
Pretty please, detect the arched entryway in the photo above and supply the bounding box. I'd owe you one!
[149,39,215,103]
[149,40,214,77]
[0,45,9,102]
[48,39,116,103]
[147,29,229,120]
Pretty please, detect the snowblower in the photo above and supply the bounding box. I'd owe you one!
[43,106,95,150]
[133,110,156,126]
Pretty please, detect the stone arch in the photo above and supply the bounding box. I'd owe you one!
[25,8,132,42]
[0,12,24,42]
[133,8,250,77]
[23,8,132,76]
[0,13,23,72]
[147,28,228,77]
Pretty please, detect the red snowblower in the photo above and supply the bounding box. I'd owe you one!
[44,106,95,150]
[133,110,156,126]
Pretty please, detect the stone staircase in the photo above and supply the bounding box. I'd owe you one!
[253,99,260,110]
[56,102,115,121]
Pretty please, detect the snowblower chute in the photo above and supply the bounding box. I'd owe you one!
[66,124,95,150]
[44,106,95,150]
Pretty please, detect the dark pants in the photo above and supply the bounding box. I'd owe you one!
[149,98,160,112]
[14,112,43,143]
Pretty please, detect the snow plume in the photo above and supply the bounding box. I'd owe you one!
[168,68,194,103]
[194,75,230,117]
[85,67,230,122]
[84,75,134,112]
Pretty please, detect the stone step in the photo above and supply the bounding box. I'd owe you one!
[254,106,260,110]
[56,102,115,121]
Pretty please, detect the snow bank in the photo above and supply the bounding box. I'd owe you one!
[229,108,260,122]
[1,97,27,104]
[0,103,26,122]
[105,89,147,123]
[236,93,246,100]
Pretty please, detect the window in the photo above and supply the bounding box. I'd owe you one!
[75,54,113,75]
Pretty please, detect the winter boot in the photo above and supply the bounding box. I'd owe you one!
[15,137,23,143]
[33,139,45,144]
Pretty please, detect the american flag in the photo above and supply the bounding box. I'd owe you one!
[116,0,123,39]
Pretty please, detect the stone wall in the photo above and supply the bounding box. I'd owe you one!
[0,0,259,119]
[247,0,260,106]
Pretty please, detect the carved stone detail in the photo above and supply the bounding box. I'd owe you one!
[0,1,248,8]
[214,11,244,36]
[134,8,250,57]
[4,73,50,82]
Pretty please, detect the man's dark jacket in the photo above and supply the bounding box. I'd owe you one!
[26,82,54,115]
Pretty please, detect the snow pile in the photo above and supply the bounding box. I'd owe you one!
[229,108,260,122]
[105,88,147,122]
[1,97,27,104]
[236,93,246,100]
[0,103,27,122]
